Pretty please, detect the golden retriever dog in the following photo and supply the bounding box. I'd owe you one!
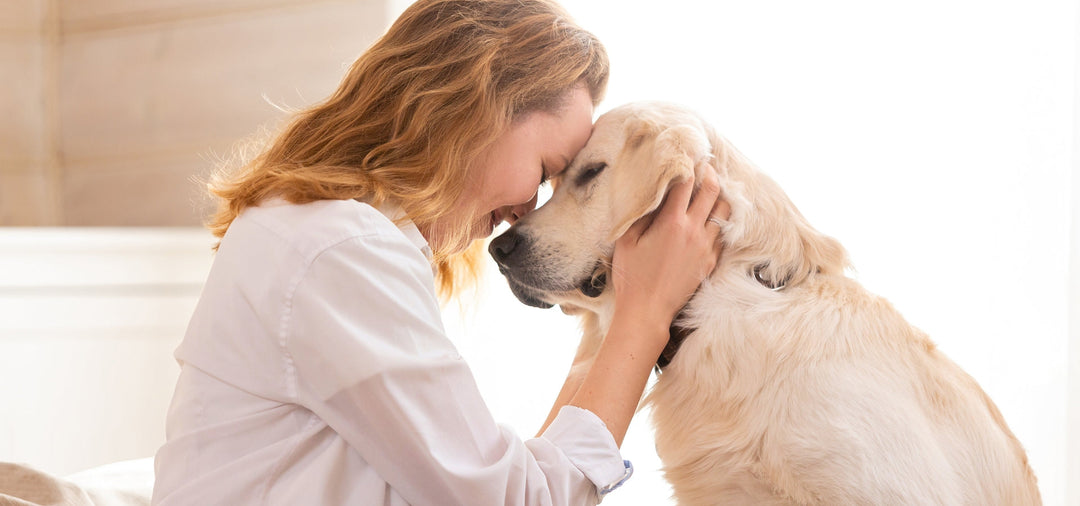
[489,102,1041,505]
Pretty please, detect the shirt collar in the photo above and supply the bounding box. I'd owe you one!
[365,200,433,262]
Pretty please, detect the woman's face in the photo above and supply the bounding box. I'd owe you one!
[430,86,595,248]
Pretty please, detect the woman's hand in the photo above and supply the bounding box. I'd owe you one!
[610,165,730,352]
[565,165,728,446]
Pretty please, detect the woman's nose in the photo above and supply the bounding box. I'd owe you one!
[505,193,539,224]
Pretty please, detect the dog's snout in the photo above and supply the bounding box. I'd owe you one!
[489,228,523,267]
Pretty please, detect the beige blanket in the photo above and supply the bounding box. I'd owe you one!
[0,463,148,506]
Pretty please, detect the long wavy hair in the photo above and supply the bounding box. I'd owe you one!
[206,0,608,298]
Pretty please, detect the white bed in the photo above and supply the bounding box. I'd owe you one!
[1,458,153,505]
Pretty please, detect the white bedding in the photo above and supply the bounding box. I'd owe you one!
[0,458,153,506]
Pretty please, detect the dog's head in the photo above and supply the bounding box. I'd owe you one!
[488,102,711,312]
[489,101,847,313]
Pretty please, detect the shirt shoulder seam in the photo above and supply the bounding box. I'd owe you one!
[277,232,432,403]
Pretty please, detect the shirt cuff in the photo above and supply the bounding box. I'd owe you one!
[540,405,633,498]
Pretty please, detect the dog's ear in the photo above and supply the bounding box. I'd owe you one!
[726,170,850,289]
[608,119,712,242]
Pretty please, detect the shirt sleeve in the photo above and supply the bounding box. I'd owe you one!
[283,233,630,505]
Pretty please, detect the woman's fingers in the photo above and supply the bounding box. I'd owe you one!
[705,197,730,263]
[711,196,731,222]
[625,163,727,248]
[689,164,722,223]
[617,211,652,247]
[658,176,695,221]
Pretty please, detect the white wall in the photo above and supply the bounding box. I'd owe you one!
[1068,1,1080,502]
[0,229,213,475]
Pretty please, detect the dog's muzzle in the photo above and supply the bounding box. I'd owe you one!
[489,228,555,308]
[490,228,611,305]
[489,227,527,271]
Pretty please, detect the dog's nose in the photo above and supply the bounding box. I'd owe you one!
[489,228,522,268]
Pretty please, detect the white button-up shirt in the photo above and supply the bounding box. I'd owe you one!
[151,198,631,505]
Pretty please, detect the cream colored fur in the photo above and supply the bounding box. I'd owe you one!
[499,102,1041,505]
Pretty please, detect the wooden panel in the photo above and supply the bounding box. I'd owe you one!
[0,171,56,225]
[61,0,314,32]
[0,0,46,35]
[0,0,55,226]
[0,38,46,164]
[59,0,386,166]
[61,155,216,225]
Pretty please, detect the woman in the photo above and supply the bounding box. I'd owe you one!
[152,0,726,504]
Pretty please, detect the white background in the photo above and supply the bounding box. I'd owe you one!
[435,1,1079,505]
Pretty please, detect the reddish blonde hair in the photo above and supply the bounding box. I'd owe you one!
[206,0,608,298]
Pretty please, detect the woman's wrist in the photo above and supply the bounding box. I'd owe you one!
[609,305,673,356]
[566,314,671,446]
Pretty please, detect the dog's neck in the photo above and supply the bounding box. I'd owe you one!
[574,299,693,373]
[656,310,693,372]
[653,268,788,372]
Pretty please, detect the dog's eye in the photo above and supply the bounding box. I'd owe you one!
[575,162,607,186]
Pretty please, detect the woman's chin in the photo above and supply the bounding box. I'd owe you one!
[470,212,496,242]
